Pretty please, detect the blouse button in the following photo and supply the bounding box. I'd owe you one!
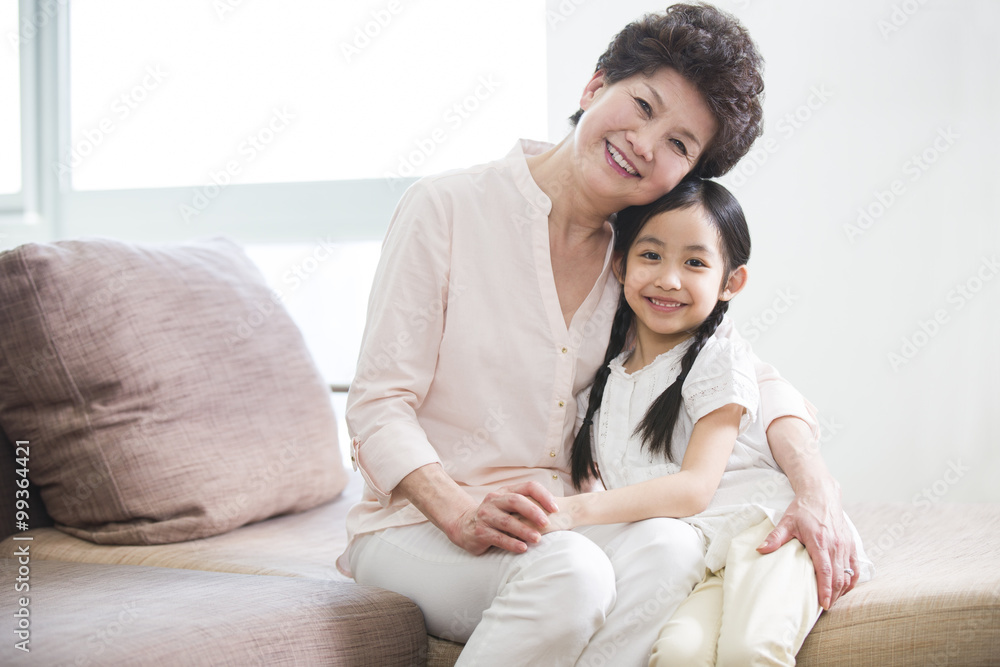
[558,400,565,408]
[561,347,568,354]
[551,474,559,480]
[549,451,556,457]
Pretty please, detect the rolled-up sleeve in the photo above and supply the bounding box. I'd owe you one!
[714,318,819,439]
[346,181,452,504]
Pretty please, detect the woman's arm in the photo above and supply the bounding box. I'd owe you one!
[348,181,561,555]
[541,404,743,531]
[753,351,858,609]
[759,416,858,610]
[714,321,858,609]
[346,182,452,501]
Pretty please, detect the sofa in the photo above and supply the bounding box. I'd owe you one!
[0,238,997,666]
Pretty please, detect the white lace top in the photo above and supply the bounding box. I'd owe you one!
[590,331,874,578]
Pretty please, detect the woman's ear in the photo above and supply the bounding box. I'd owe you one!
[580,70,606,111]
[720,265,748,301]
[612,251,625,284]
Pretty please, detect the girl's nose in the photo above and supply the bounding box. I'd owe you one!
[654,267,682,290]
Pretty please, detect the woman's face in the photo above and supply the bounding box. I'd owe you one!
[573,68,718,211]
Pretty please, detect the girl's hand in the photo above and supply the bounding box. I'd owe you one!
[447,482,561,555]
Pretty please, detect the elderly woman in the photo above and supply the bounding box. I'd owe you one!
[338,4,858,665]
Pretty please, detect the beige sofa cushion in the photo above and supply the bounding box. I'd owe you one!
[0,473,365,582]
[0,559,426,667]
[414,503,1000,667]
[6,480,998,666]
[794,502,1000,666]
[0,238,348,544]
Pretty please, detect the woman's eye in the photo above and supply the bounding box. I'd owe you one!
[635,98,652,116]
[671,138,688,156]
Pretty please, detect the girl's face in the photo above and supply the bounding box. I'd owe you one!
[573,68,718,213]
[617,206,746,355]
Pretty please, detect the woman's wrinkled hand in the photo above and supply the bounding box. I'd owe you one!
[757,492,859,609]
[446,482,561,555]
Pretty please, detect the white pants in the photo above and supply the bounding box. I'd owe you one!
[349,518,705,667]
[649,518,822,667]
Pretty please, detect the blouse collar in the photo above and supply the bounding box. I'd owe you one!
[609,338,695,381]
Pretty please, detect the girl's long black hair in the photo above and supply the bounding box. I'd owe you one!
[571,177,752,489]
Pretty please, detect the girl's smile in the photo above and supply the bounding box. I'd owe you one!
[645,296,686,311]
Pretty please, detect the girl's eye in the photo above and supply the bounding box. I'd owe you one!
[671,138,688,156]
[686,258,705,267]
[640,251,660,260]
[635,97,652,116]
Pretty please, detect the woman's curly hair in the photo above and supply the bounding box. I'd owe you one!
[569,2,765,179]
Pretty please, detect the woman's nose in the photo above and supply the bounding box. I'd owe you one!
[625,129,653,163]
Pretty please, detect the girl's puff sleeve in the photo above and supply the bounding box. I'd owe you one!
[713,317,820,440]
[345,179,452,506]
[683,336,760,434]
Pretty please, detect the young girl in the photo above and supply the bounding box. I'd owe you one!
[543,177,874,666]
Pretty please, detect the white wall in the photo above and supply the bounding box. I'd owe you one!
[7,1,995,504]
[546,0,1000,504]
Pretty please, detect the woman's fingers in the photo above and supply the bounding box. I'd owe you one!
[841,552,860,595]
[500,484,559,526]
[508,481,561,514]
[453,489,547,555]
[827,521,857,606]
[451,482,564,556]
[762,493,861,610]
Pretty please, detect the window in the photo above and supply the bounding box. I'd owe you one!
[51,0,549,243]
[14,0,550,391]
[68,0,546,191]
[243,240,381,387]
[0,2,22,200]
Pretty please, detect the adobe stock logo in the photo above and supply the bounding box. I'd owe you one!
[739,289,798,343]
[179,107,295,223]
[843,127,958,243]
[887,255,998,371]
[726,85,833,189]
[339,1,403,63]
[877,0,929,39]
[383,76,502,183]
[53,65,169,177]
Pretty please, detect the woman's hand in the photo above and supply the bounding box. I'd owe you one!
[445,482,562,555]
[757,489,859,609]
[761,416,859,609]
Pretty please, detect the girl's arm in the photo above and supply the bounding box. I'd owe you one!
[542,403,743,531]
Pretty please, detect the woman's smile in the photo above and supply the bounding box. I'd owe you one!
[606,140,640,177]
